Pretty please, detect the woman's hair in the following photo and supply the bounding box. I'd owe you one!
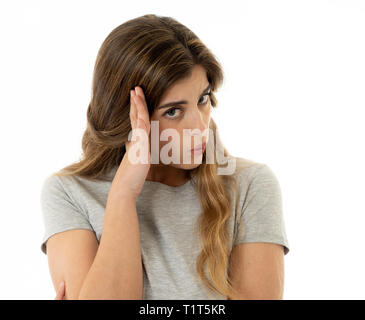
[53,14,255,299]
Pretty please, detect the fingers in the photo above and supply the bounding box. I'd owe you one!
[135,86,147,106]
[129,90,138,130]
[54,281,65,300]
[133,86,150,134]
[127,86,150,155]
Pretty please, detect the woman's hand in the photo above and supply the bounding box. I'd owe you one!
[109,86,151,200]
[54,281,65,300]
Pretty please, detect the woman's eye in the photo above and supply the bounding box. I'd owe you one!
[163,92,211,120]
[163,107,181,119]
[199,92,211,105]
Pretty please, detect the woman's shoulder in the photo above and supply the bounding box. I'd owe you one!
[41,172,78,192]
[43,166,116,188]
[40,170,109,203]
[229,156,279,191]
[231,156,265,178]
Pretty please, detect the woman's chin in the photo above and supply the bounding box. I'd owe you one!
[170,160,203,170]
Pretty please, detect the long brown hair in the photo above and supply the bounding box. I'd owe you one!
[53,14,255,299]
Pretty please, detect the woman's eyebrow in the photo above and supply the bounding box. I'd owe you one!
[157,84,211,110]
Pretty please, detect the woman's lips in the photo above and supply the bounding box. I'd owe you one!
[190,142,206,154]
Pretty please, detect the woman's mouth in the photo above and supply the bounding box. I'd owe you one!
[190,142,206,155]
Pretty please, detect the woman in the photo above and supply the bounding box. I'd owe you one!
[41,14,290,300]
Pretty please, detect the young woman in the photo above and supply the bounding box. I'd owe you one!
[41,14,290,300]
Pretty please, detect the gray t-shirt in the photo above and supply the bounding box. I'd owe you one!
[40,158,290,300]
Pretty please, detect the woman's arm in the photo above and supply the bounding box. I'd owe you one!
[77,195,143,299]
[46,229,99,300]
[228,242,285,299]
[77,87,150,299]
[46,195,143,300]
[46,86,149,300]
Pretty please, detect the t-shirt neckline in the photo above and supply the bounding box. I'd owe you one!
[143,178,192,190]
[105,165,195,191]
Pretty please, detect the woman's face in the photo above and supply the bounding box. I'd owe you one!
[150,65,212,170]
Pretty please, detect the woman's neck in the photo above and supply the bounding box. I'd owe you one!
[146,164,191,187]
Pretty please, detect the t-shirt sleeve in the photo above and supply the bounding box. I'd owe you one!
[234,164,290,255]
[40,174,94,255]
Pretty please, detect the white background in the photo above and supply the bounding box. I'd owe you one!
[0,0,364,299]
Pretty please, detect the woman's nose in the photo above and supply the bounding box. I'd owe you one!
[190,109,206,132]
[185,111,207,146]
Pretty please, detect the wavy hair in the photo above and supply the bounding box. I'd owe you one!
[53,14,255,299]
